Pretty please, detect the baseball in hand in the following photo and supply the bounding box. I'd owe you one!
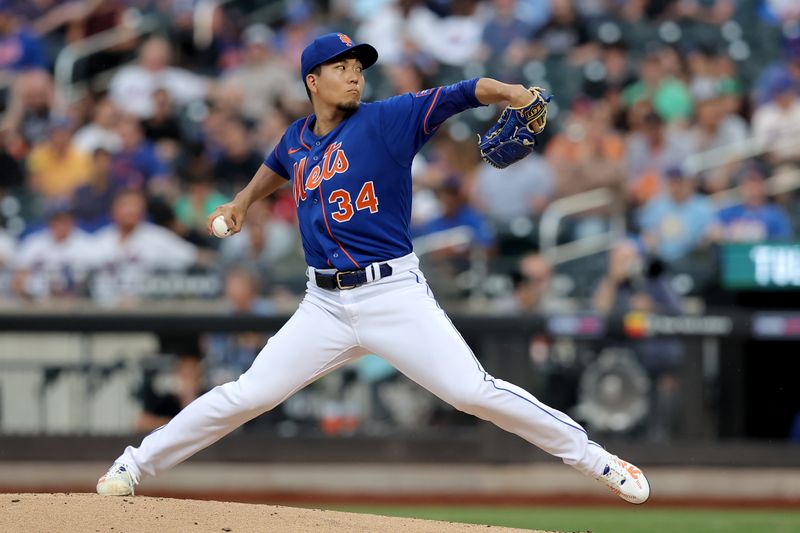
[211,215,231,238]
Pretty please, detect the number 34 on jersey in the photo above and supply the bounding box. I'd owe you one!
[292,142,380,223]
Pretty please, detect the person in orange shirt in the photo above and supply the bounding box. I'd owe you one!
[26,116,92,200]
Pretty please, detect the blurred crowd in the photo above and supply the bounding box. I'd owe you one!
[0,0,799,315]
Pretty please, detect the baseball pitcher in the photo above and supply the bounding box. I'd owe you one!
[97,32,649,505]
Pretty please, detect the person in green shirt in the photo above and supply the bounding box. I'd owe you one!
[174,173,229,240]
[623,53,693,122]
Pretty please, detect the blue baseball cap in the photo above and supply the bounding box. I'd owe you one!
[300,32,378,82]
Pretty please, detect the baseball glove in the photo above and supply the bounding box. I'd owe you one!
[478,87,552,169]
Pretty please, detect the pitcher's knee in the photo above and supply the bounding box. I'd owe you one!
[219,378,281,415]
[444,386,489,415]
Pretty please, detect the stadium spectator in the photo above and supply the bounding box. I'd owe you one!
[2,70,58,154]
[677,0,736,24]
[687,48,720,103]
[212,118,264,195]
[692,94,748,153]
[414,177,495,261]
[355,0,432,67]
[109,36,207,119]
[531,0,596,65]
[479,0,533,79]
[135,355,205,433]
[88,190,198,303]
[752,70,800,165]
[753,35,800,106]
[11,201,94,299]
[141,88,185,148]
[623,51,693,123]
[273,1,325,71]
[254,106,290,155]
[71,147,117,231]
[110,115,169,194]
[26,115,91,201]
[72,96,122,154]
[0,131,23,190]
[638,166,716,263]
[626,110,696,205]
[174,165,229,246]
[0,5,45,81]
[691,93,749,194]
[0,225,15,268]
[204,268,275,387]
[592,240,682,316]
[546,105,625,238]
[591,239,684,441]
[714,160,793,242]
[494,252,575,314]
[582,42,636,101]
[472,153,554,223]
[222,24,295,122]
[409,0,485,67]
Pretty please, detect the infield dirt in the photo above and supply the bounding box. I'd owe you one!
[0,493,558,532]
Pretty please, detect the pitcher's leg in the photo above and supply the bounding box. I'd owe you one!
[359,282,606,477]
[117,298,363,480]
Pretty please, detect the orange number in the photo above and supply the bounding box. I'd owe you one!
[328,189,354,222]
[355,181,379,213]
[328,181,380,223]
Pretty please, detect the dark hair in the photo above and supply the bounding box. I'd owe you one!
[304,64,322,101]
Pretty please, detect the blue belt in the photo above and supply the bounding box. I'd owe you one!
[314,263,393,290]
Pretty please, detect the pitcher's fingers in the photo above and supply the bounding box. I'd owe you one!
[223,211,237,233]
[207,207,224,235]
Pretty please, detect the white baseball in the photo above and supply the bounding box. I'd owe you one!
[212,215,231,238]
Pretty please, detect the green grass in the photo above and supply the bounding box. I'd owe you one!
[325,505,800,533]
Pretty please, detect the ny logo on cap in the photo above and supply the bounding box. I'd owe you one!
[338,33,353,47]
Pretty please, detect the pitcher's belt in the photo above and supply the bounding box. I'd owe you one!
[315,263,393,290]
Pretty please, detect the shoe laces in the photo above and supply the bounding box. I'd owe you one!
[599,456,629,486]
[107,463,138,484]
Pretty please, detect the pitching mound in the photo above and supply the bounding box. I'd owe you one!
[0,493,558,532]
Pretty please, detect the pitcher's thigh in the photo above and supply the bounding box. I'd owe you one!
[235,299,361,407]
[359,288,485,408]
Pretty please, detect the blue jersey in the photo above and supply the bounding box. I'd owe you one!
[265,78,483,270]
[717,203,792,241]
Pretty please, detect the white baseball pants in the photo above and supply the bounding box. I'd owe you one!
[118,253,608,480]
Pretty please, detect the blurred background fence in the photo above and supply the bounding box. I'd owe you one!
[2,308,799,468]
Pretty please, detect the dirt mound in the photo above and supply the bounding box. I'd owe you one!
[0,493,555,532]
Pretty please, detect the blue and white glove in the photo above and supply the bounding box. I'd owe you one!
[478,87,552,169]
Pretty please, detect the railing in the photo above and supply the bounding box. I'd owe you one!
[53,9,160,109]
[684,127,800,176]
[711,167,800,205]
[538,126,800,266]
[538,188,625,265]
[412,226,474,256]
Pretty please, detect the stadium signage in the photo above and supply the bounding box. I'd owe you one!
[624,312,733,338]
[721,243,800,289]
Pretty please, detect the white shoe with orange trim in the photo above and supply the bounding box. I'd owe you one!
[595,455,650,504]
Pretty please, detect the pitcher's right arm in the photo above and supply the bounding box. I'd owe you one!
[207,164,287,236]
